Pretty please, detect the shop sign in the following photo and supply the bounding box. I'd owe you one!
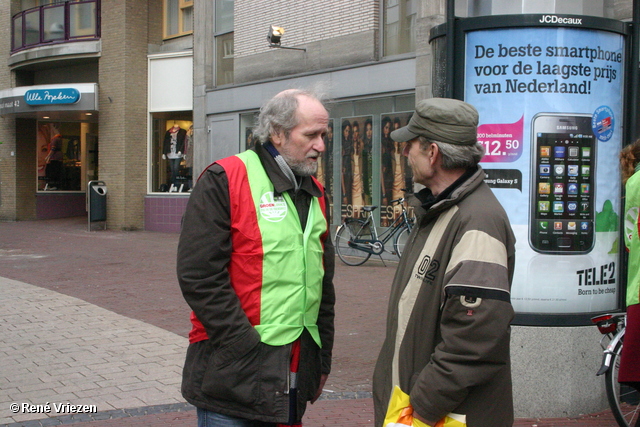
[24,88,80,105]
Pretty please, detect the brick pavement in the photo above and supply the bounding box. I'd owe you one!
[0,277,185,425]
[0,217,623,426]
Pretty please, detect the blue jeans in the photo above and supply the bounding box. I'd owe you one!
[197,408,277,427]
[168,157,182,186]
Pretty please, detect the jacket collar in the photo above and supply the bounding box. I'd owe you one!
[415,165,484,216]
[254,141,322,198]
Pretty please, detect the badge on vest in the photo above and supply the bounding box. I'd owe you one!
[259,192,288,222]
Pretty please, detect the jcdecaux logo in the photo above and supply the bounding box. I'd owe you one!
[539,15,583,25]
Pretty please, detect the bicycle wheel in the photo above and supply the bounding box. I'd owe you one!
[393,225,411,258]
[335,219,372,266]
[606,339,640,427]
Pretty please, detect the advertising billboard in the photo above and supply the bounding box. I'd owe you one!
[464,22,625,320]
[340,116,373,221]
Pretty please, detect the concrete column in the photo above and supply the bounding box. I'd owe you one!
[512,325,607,417]
[192,0,214,178]
[416,1,446,101]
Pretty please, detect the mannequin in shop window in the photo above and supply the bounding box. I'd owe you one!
[45,124,64,190]
[162,123,187,191]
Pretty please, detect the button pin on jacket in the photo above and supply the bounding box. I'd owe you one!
[460,295,481,307]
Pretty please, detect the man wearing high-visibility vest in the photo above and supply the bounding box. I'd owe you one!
[178,88,335,426]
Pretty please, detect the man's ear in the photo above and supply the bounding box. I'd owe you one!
[429,143,440,165]
[271,129,284,148]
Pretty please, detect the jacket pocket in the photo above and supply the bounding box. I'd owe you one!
[201,332,290,410]
[201,331,262,406]
[255,342,290,404]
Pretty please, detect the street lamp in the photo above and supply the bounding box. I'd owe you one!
[267,25,306,52]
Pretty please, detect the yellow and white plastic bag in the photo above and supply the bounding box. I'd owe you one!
[383,386,467,427]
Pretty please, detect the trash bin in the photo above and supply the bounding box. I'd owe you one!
[87,180,107,230]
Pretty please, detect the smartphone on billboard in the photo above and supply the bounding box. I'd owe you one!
[529,113,596,254]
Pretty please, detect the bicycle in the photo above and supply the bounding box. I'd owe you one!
[334,196,415,266]
[592,312,640,427]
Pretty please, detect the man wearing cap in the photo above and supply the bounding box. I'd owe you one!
[372,98,515,427]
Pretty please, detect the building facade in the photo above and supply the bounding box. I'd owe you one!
[0,0,194,231]
[1,0,631,233]
[194,0,422,230]
[192,0,635,234]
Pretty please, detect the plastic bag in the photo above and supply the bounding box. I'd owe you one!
[383,386,467,427]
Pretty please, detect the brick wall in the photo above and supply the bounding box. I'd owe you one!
[98,1,151,230]
[233,0,379,83]
[0,0,17,221]
[234,0,378,57]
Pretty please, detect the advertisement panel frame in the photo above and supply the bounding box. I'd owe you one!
[433,14,630,326]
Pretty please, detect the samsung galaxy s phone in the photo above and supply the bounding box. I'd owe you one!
[529,113,595,254]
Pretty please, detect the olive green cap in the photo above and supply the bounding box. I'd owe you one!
[390,98,479,145]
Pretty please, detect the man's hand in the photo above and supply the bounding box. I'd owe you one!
[310,374,328,404]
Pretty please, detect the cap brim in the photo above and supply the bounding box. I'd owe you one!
[390,126,419,143]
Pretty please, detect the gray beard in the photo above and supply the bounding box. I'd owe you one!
[281,152,318,177]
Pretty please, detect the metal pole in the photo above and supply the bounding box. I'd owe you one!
[445,0,455,98]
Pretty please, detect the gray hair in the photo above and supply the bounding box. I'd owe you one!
[254,87,329,143]
[419,136,485,169]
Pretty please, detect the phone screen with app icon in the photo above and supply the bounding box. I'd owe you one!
[529,113,595,254]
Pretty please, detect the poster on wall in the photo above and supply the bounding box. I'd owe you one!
[465,26,624,315]
[340,116,373,221]
[245,127,256,150]
[380,112,413,226]
[317,119,334,206]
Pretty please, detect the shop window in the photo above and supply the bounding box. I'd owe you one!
[238,94,416,228]
[151,114,193,193]
[340,116,372,219]
[317,118,335,215]
[328,95,415,226]
[37,121,98,192]
[383,0,416,57]
[379,112,413,226]
[240,112,258,151]
[164,0,193,39]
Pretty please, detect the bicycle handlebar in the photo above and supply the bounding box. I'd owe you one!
[389,189,411,205]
